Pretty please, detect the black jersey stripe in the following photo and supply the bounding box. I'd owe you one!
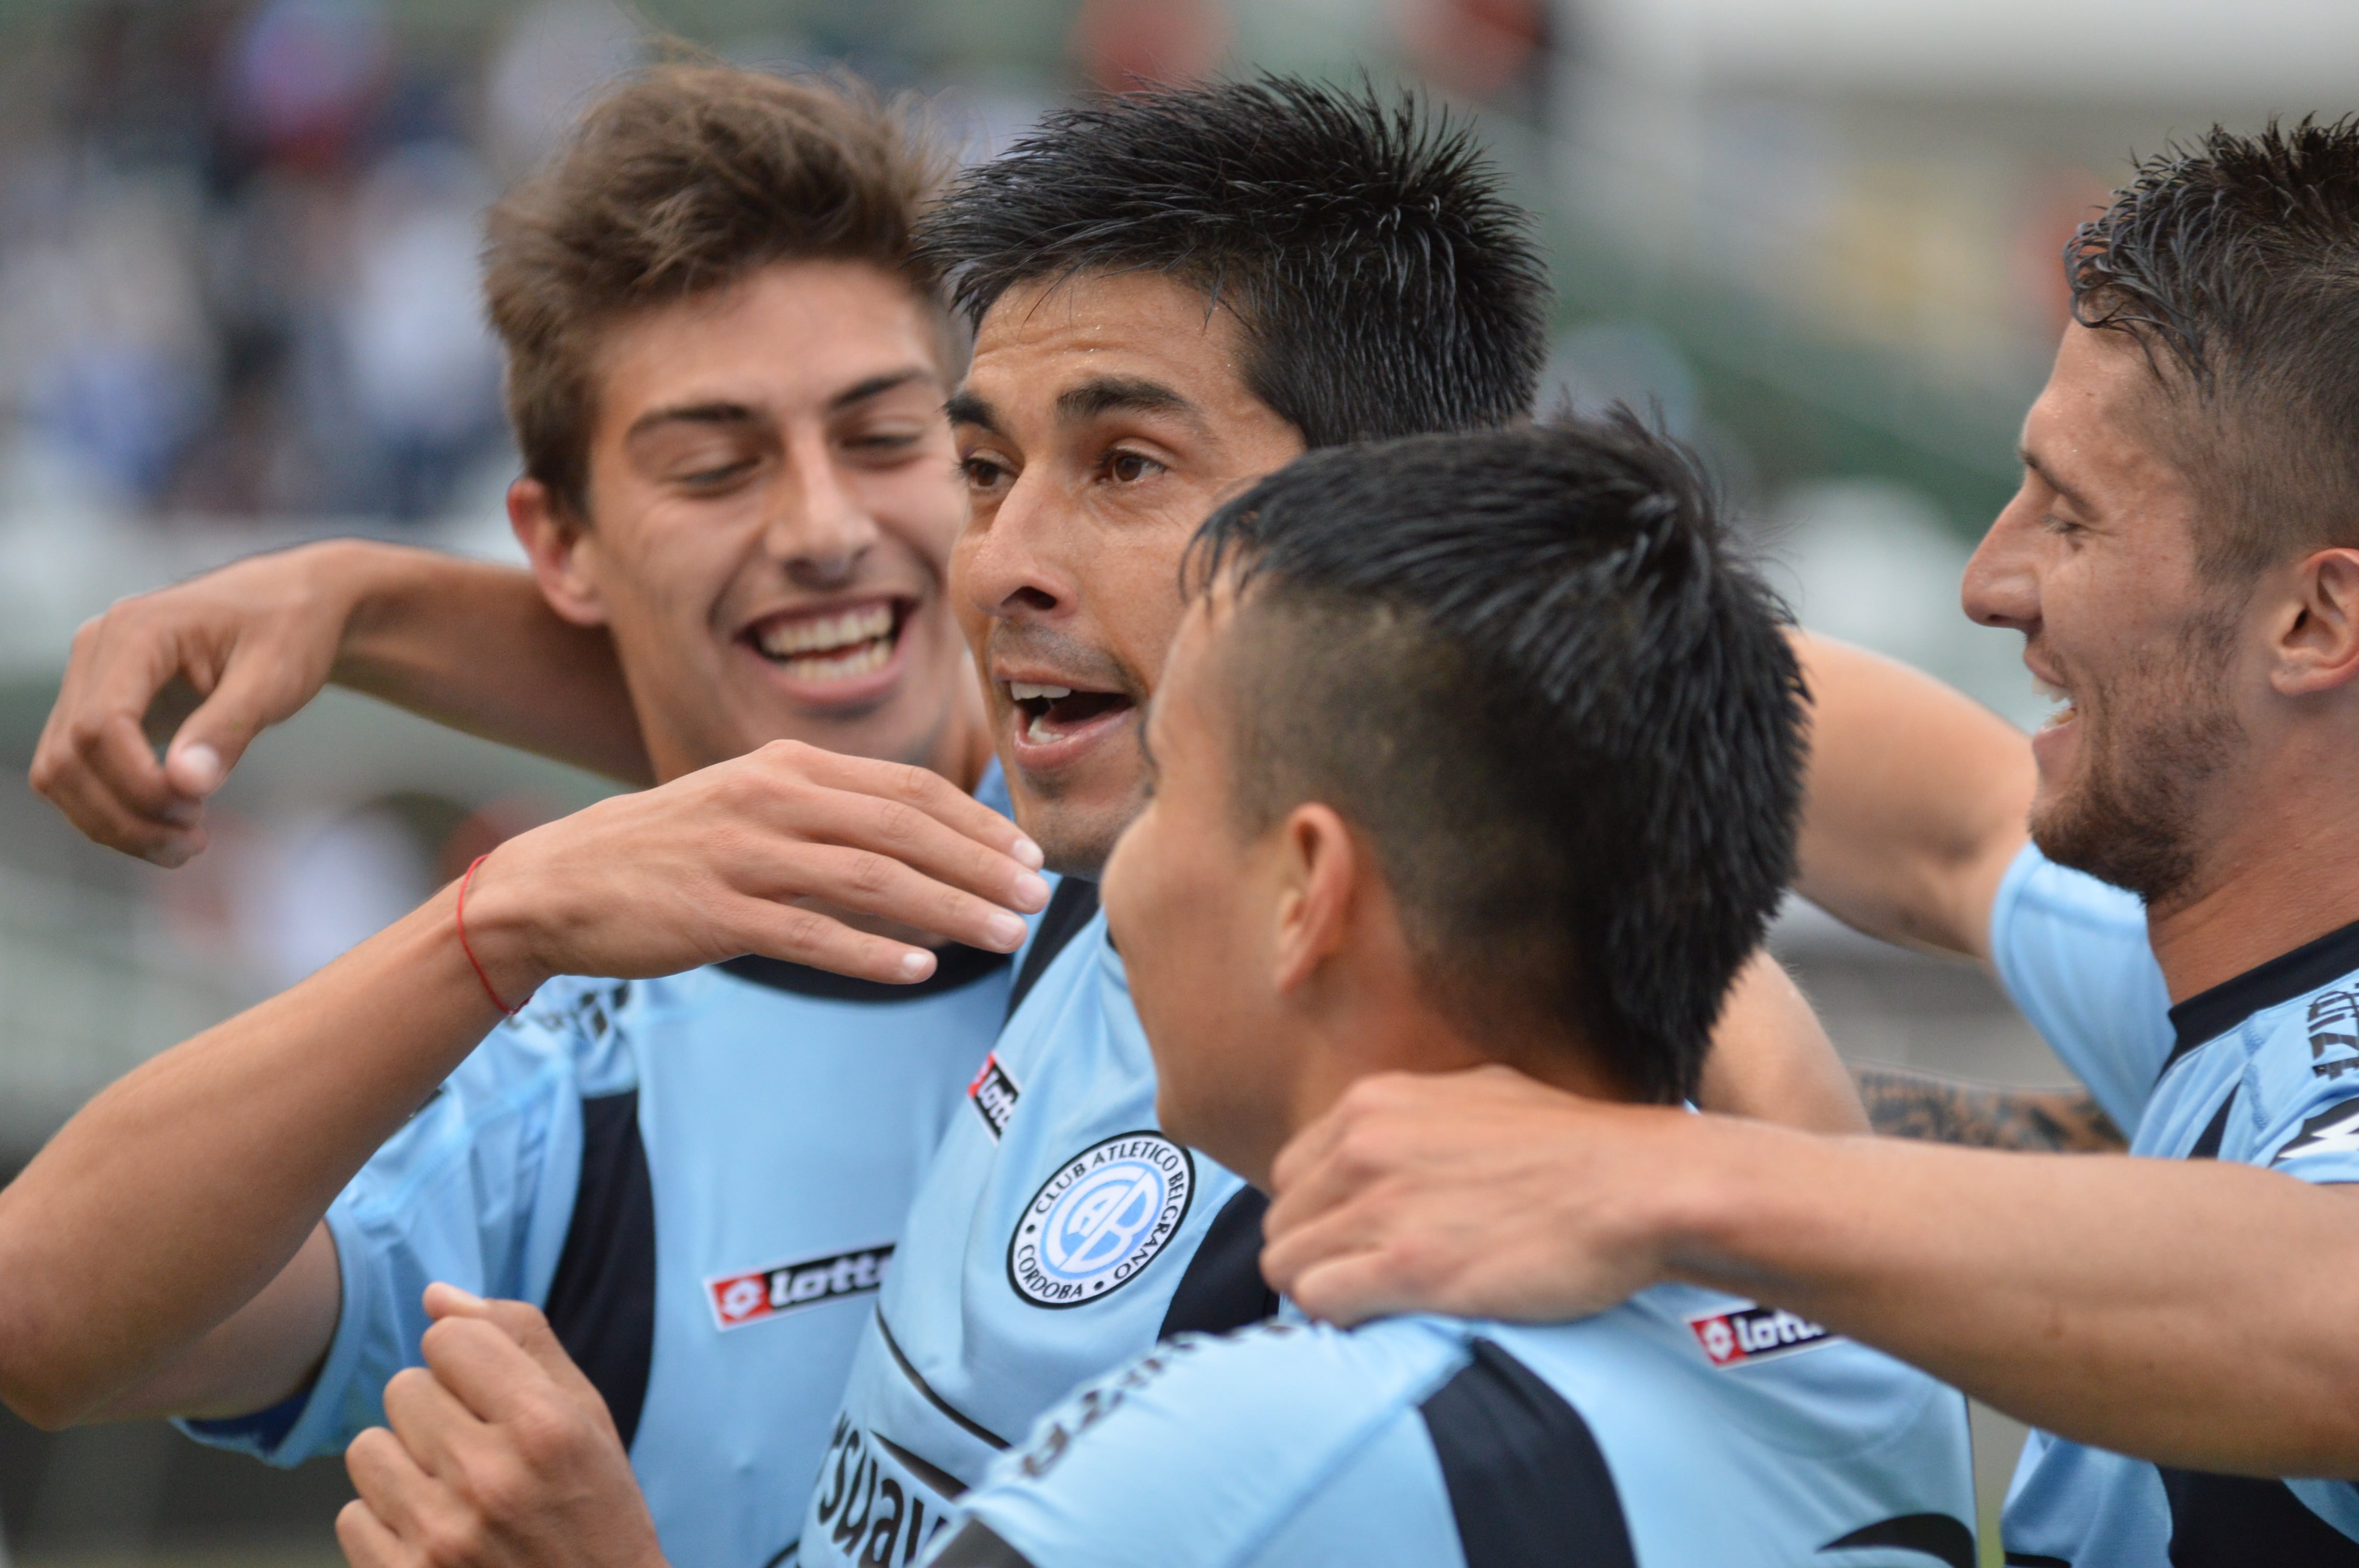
[928,1521,1038,1567]
[2160,1468,2359,1564]
[1005,879,1100,1022]
[2187,1086,2238,1160]
[2002,1554,2070,1566]
[720,941,1007,1003]
[2161,918,2359,1079]
[876,1310,1012,1451]
[1158,1185,1278,1340]
[1820,1511,1976,1567]
[1419,1338,1637,1568]
[543,1089,656,1449]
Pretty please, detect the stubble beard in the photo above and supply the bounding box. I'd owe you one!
[2028,610,2243,912]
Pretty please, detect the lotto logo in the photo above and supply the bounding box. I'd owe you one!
[706,1244,894,1331]
[969,1053,1021,1140]
[1688,1304,1835,1368]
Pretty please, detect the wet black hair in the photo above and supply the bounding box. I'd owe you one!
[1189,418,1805,1104]
[2070,117,2359,577]
[915,75,1550,446]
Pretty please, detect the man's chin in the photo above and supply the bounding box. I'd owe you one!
[1009,786,1140,881]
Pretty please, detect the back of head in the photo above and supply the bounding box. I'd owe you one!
[2070,116,2359,579]
[484,63,945,516]
[1193,419,1804,1104]
[915,75,1550,447]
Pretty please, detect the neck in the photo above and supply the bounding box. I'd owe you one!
[2146,753,2359,1001]
[1247,1000,1632,1189]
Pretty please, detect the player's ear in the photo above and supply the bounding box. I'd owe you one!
[1270,802,1357,996]
[509,478,609,629]
[2273,547,2359,697]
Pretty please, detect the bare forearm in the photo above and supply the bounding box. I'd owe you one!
[328,542,651,785]
[1695,952,1868,1134]
[1789,632,2034,961]
[1663,1123,2359,1472]
[0,892,505,1426]
[1853,1063,2124,1151]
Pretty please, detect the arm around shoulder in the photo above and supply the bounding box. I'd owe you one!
[1788,631,2034,962]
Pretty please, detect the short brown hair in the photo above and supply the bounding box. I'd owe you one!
[484,64,944,517]
[2069,118,2359,581]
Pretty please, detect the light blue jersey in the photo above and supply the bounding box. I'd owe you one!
[1990,844,2359,1564]
[181,766,1029,1568]
[801,884,1278,1568]
[1988,841,2172,1136]
[930,1291,1974,1568]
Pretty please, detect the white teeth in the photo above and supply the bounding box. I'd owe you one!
[1010,682,1073,702]
[757,603,895,658]
[777,639,893,684]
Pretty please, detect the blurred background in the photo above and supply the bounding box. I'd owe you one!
[1,0,2353,1562]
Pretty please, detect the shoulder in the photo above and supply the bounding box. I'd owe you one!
[954,1320,1469,1568]
[1987,842,2170,1132]
[2234,971,2359,1181]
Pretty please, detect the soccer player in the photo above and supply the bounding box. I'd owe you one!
[42,78,1858,1568]
[933,419,1976,1567]
[1257,120,2359,1561]
[0,66,1053,1568]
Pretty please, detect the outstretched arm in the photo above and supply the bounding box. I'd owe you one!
[31,540,649,866]
[1262,1068,2359,1475]
[1789,632,2035,962]
[0,744,1046,1429]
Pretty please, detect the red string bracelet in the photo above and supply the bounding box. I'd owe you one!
[455,853,519,1017]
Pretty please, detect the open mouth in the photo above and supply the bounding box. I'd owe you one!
[2033,674,2078,731]
[1007,681,1134,745]
[746,598,910,685]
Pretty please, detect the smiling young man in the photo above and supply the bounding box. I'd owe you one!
[0,67,1055,1568]
[932,420,1975,1568]
[258,77,1860,1568]
[1256,120,2359,1563]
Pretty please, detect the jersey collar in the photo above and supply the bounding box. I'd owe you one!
[720,942,1008,1003]
[2161,916,2359,1078]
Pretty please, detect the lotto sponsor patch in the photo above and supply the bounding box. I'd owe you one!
[707,1244,894,1331]
[969,1052,1021,1140]
[1687,1303,1836,1368]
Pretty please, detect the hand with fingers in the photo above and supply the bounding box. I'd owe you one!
[29,543,364,867]
[339,1285,668,1568]
[1258,1066,1699,1329]
[456,738,1051,1002]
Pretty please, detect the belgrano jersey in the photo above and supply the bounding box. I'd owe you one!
[932,1294,1973,1568]
[181,765,1032,1568]
[800,883,1278,1568]
[1991,844,2359,1563]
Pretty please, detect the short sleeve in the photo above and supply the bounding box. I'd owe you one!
[175,988,611,1465]
[945,1321,1467,1568]
[1988,842,2172,1136]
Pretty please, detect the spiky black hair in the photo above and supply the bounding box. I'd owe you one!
[2069,117,2359,577]
[915,76,1550,447]
[1189,417,1805,1105]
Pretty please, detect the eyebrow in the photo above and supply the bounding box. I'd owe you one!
[828,367,933,413]
[2021,447,2097,517]
[626,368,935,442]
[945,390,1000,435]
[627,401,757,441]
[1057,376,1201,430]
